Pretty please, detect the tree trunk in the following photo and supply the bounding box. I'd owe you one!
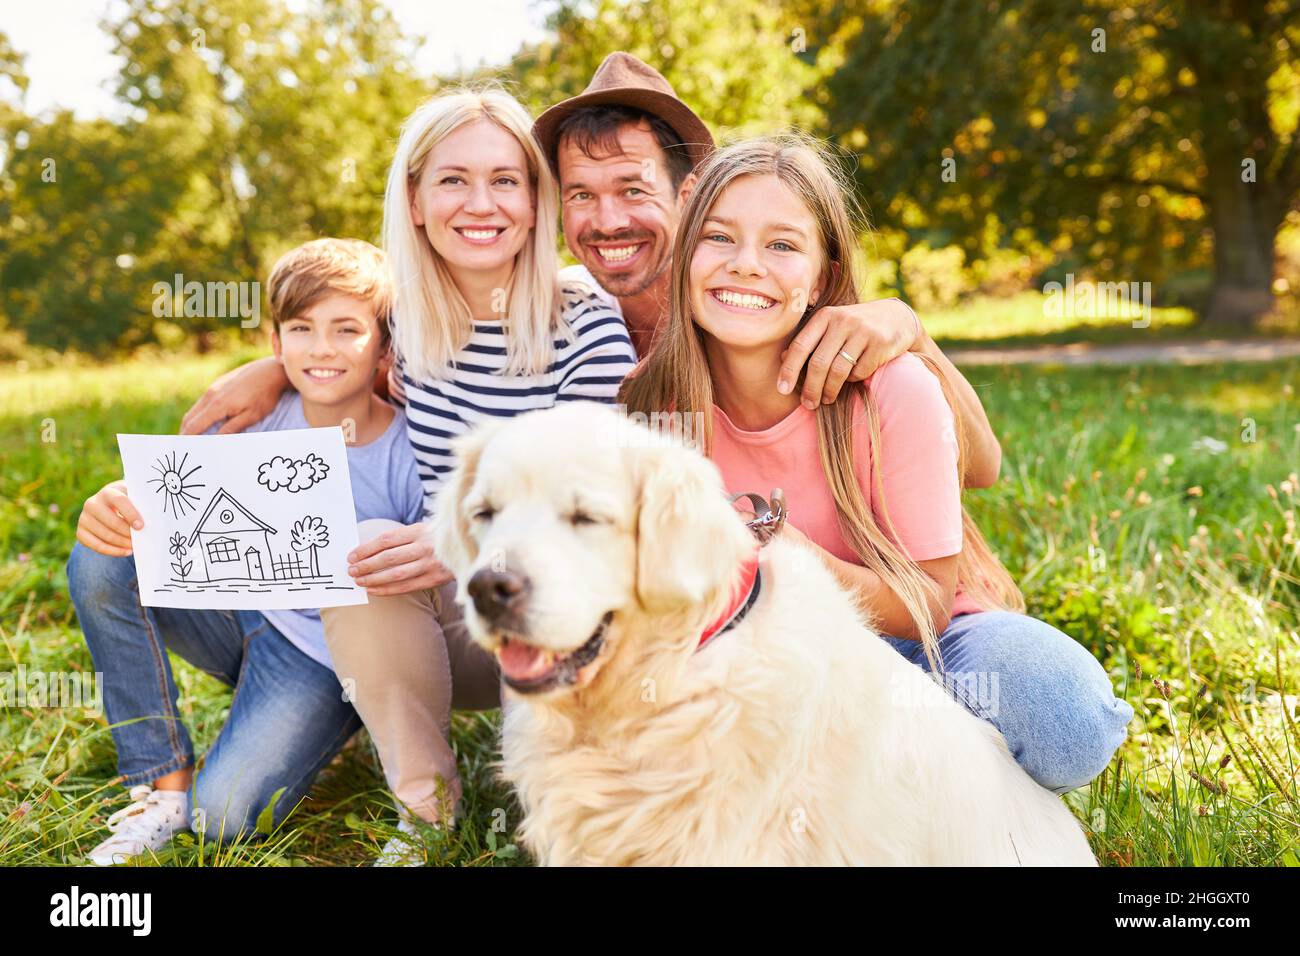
[1203,155,1281,330]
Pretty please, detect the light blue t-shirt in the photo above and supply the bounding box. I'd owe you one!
[206,391,424,669]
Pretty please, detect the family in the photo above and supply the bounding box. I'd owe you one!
[66,52,1134,866]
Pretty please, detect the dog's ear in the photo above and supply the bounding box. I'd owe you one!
[634,444,754,613]
[431,419,506,577]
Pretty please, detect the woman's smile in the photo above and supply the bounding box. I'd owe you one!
[454,226,508,245]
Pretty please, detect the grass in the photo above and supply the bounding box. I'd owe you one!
[928,290,1213,350]
[1,342,1299,866]
[963,357,1300,864]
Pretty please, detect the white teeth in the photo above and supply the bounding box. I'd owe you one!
[714,289,776,310]
[460,229,501,240]
[306,368,343,379]
[596,244,641,262]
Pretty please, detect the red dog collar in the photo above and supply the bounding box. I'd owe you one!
[696,551,762,651]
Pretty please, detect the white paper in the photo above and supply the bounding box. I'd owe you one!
[117,428,368,610]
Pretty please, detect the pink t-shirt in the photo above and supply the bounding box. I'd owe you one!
[710,352,982,618]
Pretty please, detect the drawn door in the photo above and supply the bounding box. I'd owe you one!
[245,548,263,580]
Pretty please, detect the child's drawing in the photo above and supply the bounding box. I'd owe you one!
[118,428,366,611]
[148,451,205,518]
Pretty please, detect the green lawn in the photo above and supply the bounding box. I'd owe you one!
[927,290,1203,350]
[2,347,1298,865]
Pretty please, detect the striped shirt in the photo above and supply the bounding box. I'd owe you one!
[392,284,637,513]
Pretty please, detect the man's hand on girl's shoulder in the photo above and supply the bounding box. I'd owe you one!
[778,298,923,410]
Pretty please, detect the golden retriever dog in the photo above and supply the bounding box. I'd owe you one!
[431,402,1097,866]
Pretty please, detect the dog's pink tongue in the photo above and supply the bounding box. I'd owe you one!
[499,640,553,682]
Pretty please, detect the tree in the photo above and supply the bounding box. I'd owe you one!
[1,110,203,352]
[806,0,1300,328]
[105,0,430,249]
[1,0,432,355]
[290,515,329,577]
[0,32,31,348]
[505,0,825,140]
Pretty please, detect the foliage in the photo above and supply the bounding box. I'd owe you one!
[3,1,1298,353]
[0,1,429,354]
[507,0,822,139]
[799,0,1300,326]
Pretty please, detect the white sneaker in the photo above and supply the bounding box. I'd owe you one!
[374,817,429,867]
[87,785,189,866]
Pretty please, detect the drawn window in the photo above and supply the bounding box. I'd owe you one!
[207,537,239,562]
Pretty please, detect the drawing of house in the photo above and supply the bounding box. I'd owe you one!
[187,488,277,582]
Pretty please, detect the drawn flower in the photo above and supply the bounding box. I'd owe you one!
[169,532,187,557]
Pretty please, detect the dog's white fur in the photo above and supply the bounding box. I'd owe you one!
[433,403,1097,866]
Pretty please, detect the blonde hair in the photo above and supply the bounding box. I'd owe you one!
[620,134,1023,668]
[267,238,393,348]
[383,86,566,381]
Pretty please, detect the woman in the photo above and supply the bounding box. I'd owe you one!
[621,134,1132,794]
[323,87,637,863]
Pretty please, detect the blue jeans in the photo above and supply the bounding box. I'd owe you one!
[882,611,1134,794]
[66,542,363,842]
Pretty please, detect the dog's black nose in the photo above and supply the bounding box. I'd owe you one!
[467,568,531,623]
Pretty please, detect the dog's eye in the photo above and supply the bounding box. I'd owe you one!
[471,506,496,523]
[568,511,599,527]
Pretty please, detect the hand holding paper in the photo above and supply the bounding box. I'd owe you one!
[345,520,452,596]
[76,479,145,557]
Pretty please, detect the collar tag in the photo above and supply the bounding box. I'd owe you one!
[729,488,787,546]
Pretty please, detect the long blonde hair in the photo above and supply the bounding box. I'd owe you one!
[383,86,566,381]
[620,134,1023,668]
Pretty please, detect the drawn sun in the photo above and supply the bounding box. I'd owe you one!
[149,452,205,518]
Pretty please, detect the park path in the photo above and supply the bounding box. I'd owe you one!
[948,337,1300,367]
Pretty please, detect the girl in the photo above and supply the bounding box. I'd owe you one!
[621,135,1132,794]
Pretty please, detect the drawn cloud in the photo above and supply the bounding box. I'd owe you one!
[258,454,330,494]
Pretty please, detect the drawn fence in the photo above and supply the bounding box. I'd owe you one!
[271,553,311,580]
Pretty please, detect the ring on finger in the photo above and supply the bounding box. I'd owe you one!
[837,349,858,366]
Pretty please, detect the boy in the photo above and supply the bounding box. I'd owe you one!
[67,238,426,865]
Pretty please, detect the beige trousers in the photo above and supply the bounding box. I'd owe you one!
[321,519,501,824]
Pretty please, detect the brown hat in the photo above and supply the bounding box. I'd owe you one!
[533,52,714,177]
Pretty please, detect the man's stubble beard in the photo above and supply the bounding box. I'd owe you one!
[595,245,672,300]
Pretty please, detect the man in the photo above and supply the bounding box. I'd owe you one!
[182,53,1000,490]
